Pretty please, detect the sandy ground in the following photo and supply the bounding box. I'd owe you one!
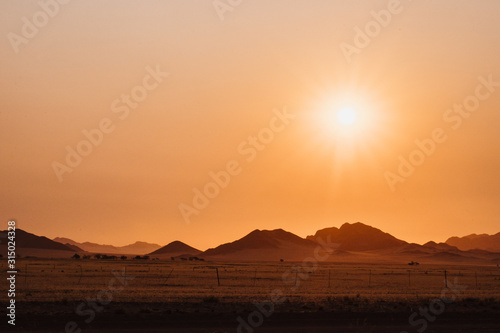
[2,259,500,332]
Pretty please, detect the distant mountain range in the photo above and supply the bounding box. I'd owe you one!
[53,237,161,255]
[196,223,500,264]
[446,233,500,252]
[2,223,499,264]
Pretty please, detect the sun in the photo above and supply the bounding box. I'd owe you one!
[337,107,357,126]
[304,88,388,180]
[310,91,383,144]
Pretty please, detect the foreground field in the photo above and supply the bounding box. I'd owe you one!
[2,258,500,332]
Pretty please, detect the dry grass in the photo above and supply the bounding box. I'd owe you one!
[2,258,500,305]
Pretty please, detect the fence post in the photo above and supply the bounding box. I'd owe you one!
[163,268,174,285]
[77,265,83,285]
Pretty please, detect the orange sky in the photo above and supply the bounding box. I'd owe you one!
[1,0,500,250]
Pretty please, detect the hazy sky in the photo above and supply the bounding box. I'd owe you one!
[1,0,499,250]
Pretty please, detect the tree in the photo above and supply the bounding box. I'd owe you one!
[72,253,81,259]
[120,255,127,260]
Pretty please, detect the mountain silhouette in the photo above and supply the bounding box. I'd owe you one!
[1,229,75,251]
[150,241,201,256]
[423,241,459,251]
[5,222,499,263]
[53,237,161,255]
[446,233,500,252]
[62,243,84,252]
[307,222,406,251]
[202,229,318,260]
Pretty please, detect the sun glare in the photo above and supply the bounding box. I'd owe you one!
[317,101,368,138]
[337,107,357,126]
[309,90,385,156]
[305,90,387,181]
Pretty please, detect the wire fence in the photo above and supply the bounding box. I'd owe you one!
[2,259,499,303]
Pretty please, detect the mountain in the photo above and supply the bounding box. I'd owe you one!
[423,241,459,251]
[202,229,319,261]
[53,237,161,255]
[4,223,499,264]
[120,241,163,254]
[446,233,500,252]
[306,222,406,251]
[149,241,201,257]
[61,243,84,252]
[0,229,75,252]
[198,224,499,263]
